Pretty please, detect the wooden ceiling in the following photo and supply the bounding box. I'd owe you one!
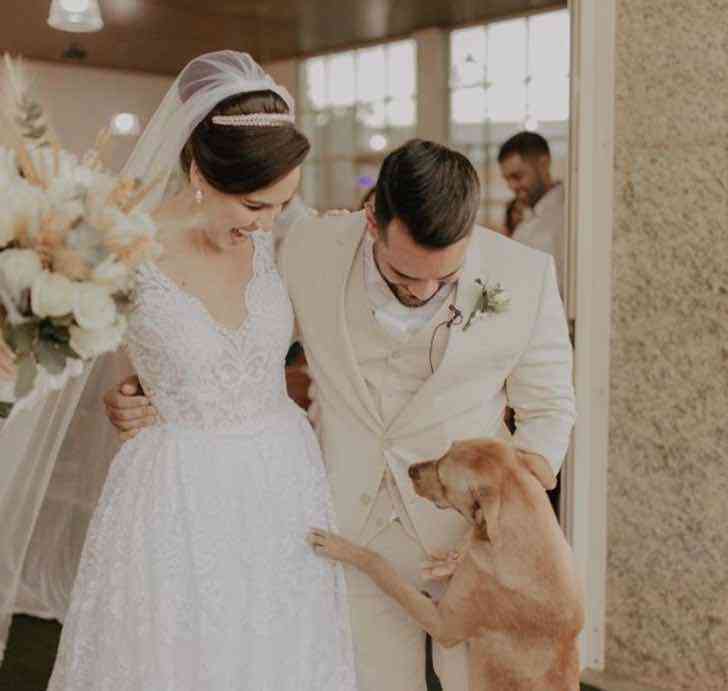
[1,0,565,75]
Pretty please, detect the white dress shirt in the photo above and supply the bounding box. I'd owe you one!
[512,182,565,296]
[362,233,455,339]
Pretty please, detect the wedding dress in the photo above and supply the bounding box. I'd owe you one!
[46,229,357,690]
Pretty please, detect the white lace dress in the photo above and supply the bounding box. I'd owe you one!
[47,230,358,691]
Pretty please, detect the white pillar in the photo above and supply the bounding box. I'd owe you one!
[414,28,449,144]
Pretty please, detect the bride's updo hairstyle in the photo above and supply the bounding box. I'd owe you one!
[178,54,310,195]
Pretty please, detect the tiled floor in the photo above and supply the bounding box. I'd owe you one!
[0,615,604,691]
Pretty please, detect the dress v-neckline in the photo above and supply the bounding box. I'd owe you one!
[147,230,265,336]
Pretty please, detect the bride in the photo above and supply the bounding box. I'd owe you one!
[0,51,357,690]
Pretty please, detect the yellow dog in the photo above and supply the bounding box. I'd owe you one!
[309,439,584,690]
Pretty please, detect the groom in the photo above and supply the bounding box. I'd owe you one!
[106,139,576,690]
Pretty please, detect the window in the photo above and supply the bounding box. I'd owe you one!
[449,9,570,226]
[299,40,417,211]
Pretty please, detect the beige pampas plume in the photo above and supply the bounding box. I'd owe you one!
[0,54,60,187]
[1,54,57,148]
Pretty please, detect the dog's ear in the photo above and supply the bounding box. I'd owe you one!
[516,449,556,491]
[472,486,501,543]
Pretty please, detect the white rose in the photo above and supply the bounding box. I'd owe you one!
[0,181,48,245]
[31,271,78,318]
[0,249,43,303]
[489,290,510,312]
[70,315,126,359]
[73,282,117,331]
[46,177,85,210]
[91,255,132,294]
[0,147,20,187]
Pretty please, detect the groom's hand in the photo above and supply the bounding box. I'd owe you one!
[103,375,158,441]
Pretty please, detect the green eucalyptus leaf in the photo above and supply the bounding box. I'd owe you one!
[14,354,38,400]
[5,322,38,356]
[61,344,80,359]
[51,315,74,329]
[39,319,70,344]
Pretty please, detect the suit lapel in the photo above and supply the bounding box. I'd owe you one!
[301,213,383,434]
[333,223,384,431]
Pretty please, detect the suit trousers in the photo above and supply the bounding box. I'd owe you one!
[343,480,470,691]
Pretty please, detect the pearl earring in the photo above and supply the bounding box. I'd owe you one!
[195,188,203,205]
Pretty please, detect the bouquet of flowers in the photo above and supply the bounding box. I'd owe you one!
[0,55,161,417]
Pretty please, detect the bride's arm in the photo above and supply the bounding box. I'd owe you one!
[103,347,158,440]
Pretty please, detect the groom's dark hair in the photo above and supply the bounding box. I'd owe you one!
[373,139,481,248]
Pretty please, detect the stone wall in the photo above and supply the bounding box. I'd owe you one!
[608,1,728,688]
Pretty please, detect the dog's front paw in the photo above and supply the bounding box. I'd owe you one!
[307,529,370,569]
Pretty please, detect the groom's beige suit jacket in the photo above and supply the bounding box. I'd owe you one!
[280,210,576,556]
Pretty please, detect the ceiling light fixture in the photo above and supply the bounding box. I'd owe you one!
[48,0,104,33]
[524,115,539,132]
[111,112,141,136]
[369,134,388,152]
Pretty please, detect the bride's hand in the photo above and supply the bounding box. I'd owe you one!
[0,333,16,380]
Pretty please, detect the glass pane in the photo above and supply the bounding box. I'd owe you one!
[355,163,379,208]
[529,10,570,122]
[300,112,325,159]
[451,86,487,125]
[387,40,416,98]
[358,128,389,154]
[450,26,486,87]
[486,18,527,122]
[328,107,356,156]
[386,97,416,127]
[302,57,327,110]
[387,124,417,150]
[328,52,356,107]
[449,119,484,148]
[357,46,387,103]
[330,161,357,209]
[301,161,321,211]
[356,100,386,128]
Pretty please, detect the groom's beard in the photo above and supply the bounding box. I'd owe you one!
[374,252,442,308]
[389,283,441,308]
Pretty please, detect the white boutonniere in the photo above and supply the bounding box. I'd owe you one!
[462,279,510,331]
